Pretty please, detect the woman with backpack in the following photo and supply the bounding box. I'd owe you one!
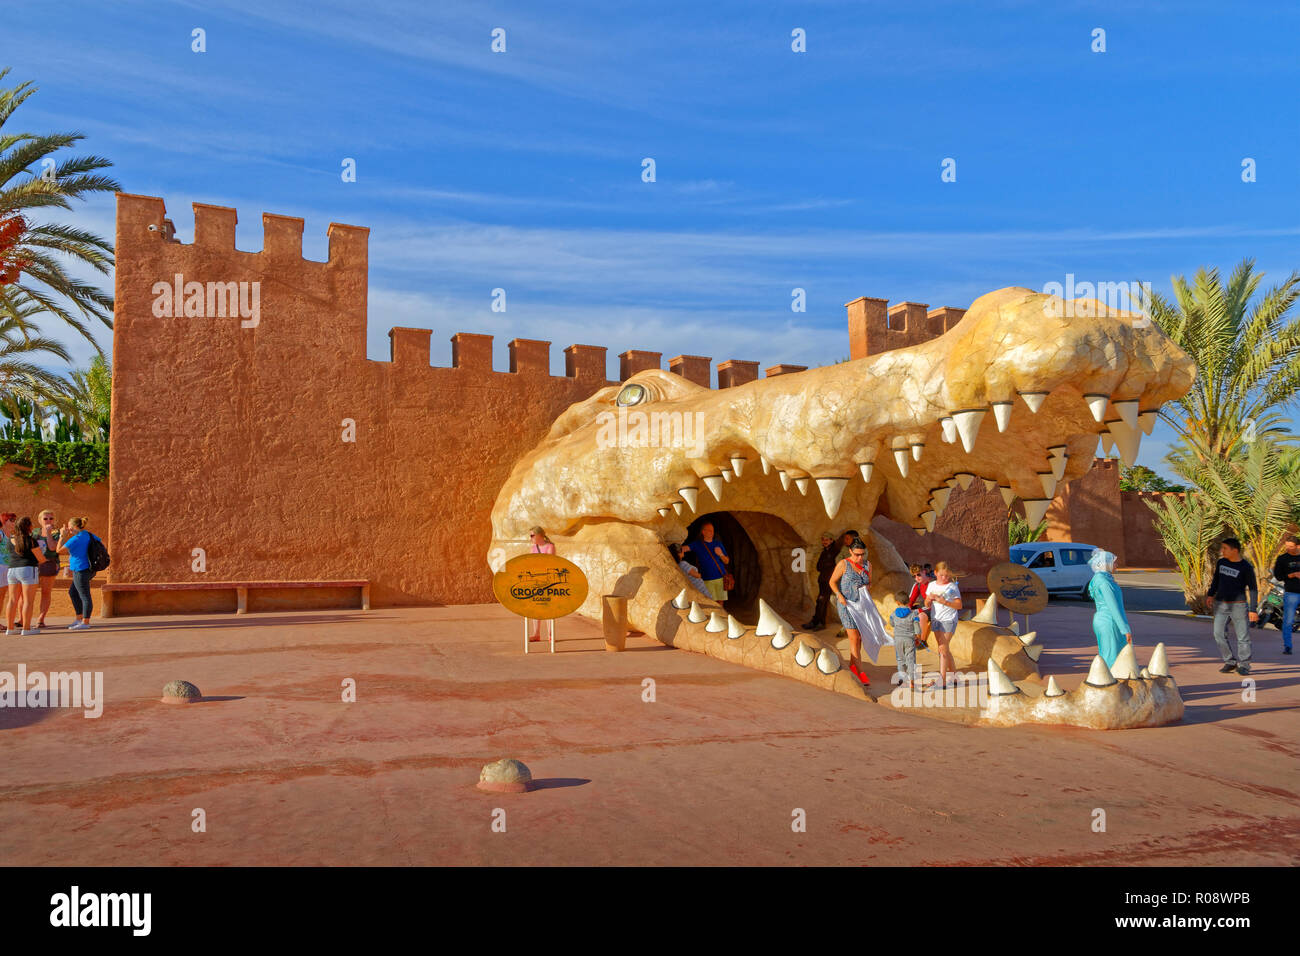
[58,517,98,630]
[7,516,45,635]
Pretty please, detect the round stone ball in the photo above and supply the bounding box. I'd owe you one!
[477,758,533,793]
[160,680,202,704]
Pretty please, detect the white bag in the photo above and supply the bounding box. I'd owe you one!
[845,590,893,663]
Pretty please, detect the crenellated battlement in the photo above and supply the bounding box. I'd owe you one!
[845,295,967,360]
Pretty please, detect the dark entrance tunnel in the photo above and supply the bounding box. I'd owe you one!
[683,510,808,625]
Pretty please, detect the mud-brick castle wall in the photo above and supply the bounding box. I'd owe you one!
[109,195,810,609]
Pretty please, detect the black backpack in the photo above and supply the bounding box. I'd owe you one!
[87,534,111,572]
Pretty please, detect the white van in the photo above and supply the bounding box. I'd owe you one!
[1007,542,1101,599]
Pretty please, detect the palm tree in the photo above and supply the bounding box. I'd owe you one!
[0,293,74,410]
[1144,492,1223,614]
[0,68,120,347]
[51,351,110,441]
[1148,260,1300,460]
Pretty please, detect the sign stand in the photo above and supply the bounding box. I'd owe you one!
[523,617,556,655]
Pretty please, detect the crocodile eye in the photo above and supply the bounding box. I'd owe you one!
[616,383,648,407]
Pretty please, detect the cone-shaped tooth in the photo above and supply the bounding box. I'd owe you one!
[999,486,1014,507]
[1009,620,1020,636]
[703,475,725,500]
[726,615,746,639]
[1140,666,1150,678]
[987,657,1021,696]
[1051,455,1068,481]
[779,470,791,491]
[1084,394,1109,422]
[932,486,952,511]
[892,447,910,477]
[1100,430,1116,457]
[1023,499,1050,526]
[720,467,734,483]
[1047,444,1067,459]
[1018,630,1037,646]
[972,591,999,624]
[1148,642,1170,678]
[1020,391,1048,414]
[672,501,684,516]
[795,641,816,667]
[992,402,1013,433]
[940,417,957,443]
[911,442,924,462]
[982,477,997,492]
[1024,643,1043,662]
[794,477,810,496]
[771,623,794,649]
[687,601,708,624]
[729,456,746,477]
[657,507,671,517]
[956,472,974,490]
[914,527,926,536]
[1114,400,1140,430]
[1111,643,1140,679]
[1138,410,1157,435]
[679,487,699,511]
[1109,419,1142,468]
[760,456,771,475]
[952,408,986,453]
[1038,473,1058,498]
[858,462,874,483]
[1044,675,1065,697]
[705,611,727,633]
[1085,654,1117,687]
[922,510,936,533]
[756,598,788,638]
[671,588,690,610]
[816,647,841,675]
[817,477,849,519]
[945,476,958,488]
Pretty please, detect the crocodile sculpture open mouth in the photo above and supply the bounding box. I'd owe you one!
[488,287,1195,729]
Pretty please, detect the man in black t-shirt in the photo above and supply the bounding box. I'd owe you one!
[1208,537,1258,675]
[1271,533,1300,655]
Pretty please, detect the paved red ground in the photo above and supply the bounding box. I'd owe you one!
[1,603,1296,865]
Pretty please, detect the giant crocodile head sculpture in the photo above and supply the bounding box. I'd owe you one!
[489,288,1196,729]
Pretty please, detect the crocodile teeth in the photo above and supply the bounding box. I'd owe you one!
[1020,391,1048,413]
[794,641,816,667]
[1137,410,1157,435]
[1140,666,1150,678]
[1099,430,1116,457]
[727,615,746,639]
[1085,654,1117,687]
[1148,642,1170,678]
[756,598,788,638]
[720,467,734,483]
[1109,419,1142,468]
[1050,455,1068,481]
[987,657,1021,696]
[931,486,952,511]
[982,477,997,492]
[817,477,849,519]
[671,588,690,609]
[679,487,698,511]
[1018,630,1037,646]
[816,647,841,675]
[956,472,974,490]
[1047,444,1067,459]
[760,456,771,475]
[771,623,794,649]
[1038,473,1057,498]
[778,470,791,491]
[1009,620,1020,635]
[892,447,910,477]
[922,510,936,533]
[705,611,727,633]
[858,462,874,482]
[672,501,684,516]
[991,401,1013,432]
[972,591,999,624]
[914,527,926,536]
[1110,643,1140,679]
[1023,643,1043,661]
[729,456,746,476]
[945,477,958,488]
[1044,675,1065,697]
[687,601,708,624]
[940,417,958,443]
[1023,499,1050,526]
[1084,393,1109,422]
[794,477,810,495]
[911,442,924,462]
[999,486,1014,506]
[703,475,725,500]
[951,408,985,453]
[1114,399,1140,430]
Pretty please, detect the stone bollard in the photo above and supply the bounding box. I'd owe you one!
[602,595,628,652]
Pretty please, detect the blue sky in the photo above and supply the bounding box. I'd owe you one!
[6,0,1299,476]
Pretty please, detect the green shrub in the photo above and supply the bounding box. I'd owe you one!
[0,439,108,485]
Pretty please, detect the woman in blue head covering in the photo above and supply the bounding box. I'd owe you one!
[1088,549,1132,666]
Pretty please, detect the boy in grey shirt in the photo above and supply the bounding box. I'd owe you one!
[891,594,921,688]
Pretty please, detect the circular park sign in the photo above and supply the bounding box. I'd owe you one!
[986,561,1050,615]
[493,553,589,619]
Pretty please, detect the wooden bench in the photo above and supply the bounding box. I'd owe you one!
[99,580,370,618]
